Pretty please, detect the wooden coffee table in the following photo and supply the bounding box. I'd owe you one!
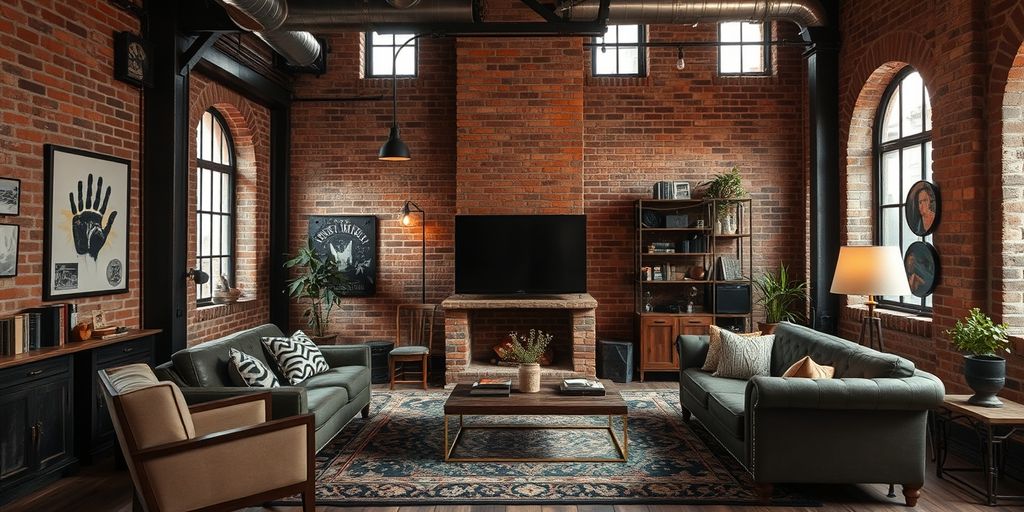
[443,382,629,463]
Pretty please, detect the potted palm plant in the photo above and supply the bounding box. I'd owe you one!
[284,241,349,344]
[508,329,553,393]
[753,264,806,334]
[946,308,1011,407]
[702,166,746,234]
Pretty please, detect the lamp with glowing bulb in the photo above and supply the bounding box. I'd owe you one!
[378,35,421,162]
[830,246,912,352]
[675,46,686,70]
[400,200,426,303]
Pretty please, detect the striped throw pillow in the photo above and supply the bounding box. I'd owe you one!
[228,348,280,388]
[701,325,762,372]
[262,330,330,385]
[713,330,775,380]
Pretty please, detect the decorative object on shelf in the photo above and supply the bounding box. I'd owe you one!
[72,321,92,342]
[830,246,912,352]
[113,31,151,88]
[212,274,244,304]
[946,308,1011,408]
[641,210,663,228]
[0,177,20,215]
[905,180,940,237]
[643,291,653,312]
[508,329,553,393]
[399,200,427,303]
[673,181,691,200]
[688,264,706,280]
[753,264,806,334]
[665,214,688,228]
[0,223,18,277]
[686,286,699,313]
[702,167,745,234]
[283,240,350,342]
[652,181,675,199]
[43,145,130,300]
[716,256,742,281]
[308,215,377,296]
[904,241,939,297]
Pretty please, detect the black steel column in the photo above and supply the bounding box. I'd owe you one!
[803,24,841,334]
[143,0,189,361]
[269,107,291,331]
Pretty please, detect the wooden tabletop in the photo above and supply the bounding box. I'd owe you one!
[444,382,628,416]
[0,329,162,370]
[941,395,1024,425]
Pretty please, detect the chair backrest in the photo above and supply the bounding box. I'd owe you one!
[396,304,437,349]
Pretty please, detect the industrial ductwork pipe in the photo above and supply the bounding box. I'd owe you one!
[558,0,827,29]
[280,0,481,31]
[255,30,322,67]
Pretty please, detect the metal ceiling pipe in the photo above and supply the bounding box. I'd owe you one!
[218,0,288,31]
[255,30,322,67]
[558,0,827,29]
[280,0,481,31]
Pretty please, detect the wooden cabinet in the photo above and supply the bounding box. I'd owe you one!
[0,357,75,504]
[639,314,712,381]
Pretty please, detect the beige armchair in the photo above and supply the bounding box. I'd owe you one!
[98,363,315,512]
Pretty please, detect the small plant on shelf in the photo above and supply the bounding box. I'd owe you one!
[946,308,1011,407]
[753,264,806,333]
[702,166,746,215]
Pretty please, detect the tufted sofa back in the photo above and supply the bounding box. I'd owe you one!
[770,322,916,379]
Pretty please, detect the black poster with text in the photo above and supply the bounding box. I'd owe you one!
[308,215,377,296]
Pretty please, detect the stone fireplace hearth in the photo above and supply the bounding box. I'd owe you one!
[441,294,598,384]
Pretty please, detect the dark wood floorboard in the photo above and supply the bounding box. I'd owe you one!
[5,383,1020,512]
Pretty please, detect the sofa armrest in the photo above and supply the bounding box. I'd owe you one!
[320,344,371,368]
[676,335,709,370]
[179,386,308,419]
[748,371,945,411]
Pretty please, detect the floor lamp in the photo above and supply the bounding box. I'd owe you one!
[401,200,426,303]
[830,246,912,352]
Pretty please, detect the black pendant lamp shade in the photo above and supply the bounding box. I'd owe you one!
[379,124,410,161]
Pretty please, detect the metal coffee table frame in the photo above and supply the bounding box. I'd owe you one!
[443,412,629,463]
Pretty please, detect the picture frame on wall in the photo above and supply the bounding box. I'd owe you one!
[904,241,939,298]
[307,215,378,296]
[43,145,131,300]
[905,180,940,237]
[673,181,691,200]
[0,178,20,216]
[0,223,19,277]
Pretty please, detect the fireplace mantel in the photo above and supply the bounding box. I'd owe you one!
[441,293,598,310]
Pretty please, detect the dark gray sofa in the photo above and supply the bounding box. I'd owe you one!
[677,322,945,506]
[155,324,371,452]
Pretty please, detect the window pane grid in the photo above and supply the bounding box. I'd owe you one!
[366,32,417,77]
[195,109,236,305]
[719,22,769,75]
[593,25,645,77]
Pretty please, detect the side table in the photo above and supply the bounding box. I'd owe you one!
[932,394,1024,505]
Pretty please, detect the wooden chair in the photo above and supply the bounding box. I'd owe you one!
[98,363,315,512]
[390,304,437,390]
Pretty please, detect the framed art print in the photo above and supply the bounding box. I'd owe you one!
[0,223,18,277]
[0,178,20,216]
[904,241,939,298]
[307,215,378,296]
[44,145,130,300]
[905,180,940,237]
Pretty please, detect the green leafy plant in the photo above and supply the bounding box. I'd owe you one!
[946,308,1011,357]
[507,329,553,364]
[702,166,746,215]
[284,241,349,337]
[753,264,807,324]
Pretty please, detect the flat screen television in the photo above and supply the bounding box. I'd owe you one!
[455,215,587,295]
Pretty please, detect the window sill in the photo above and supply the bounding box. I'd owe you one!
[843,303,932,338]
[585,75,651,87]
[195,297,259,322]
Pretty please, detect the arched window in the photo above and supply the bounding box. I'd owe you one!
[195,109,235,304]
[875,68,932,313]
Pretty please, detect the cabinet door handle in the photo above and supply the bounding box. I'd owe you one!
[651,320,668,325]
[27,369,43,376]
[122,347,134,353]
[683,319,704,325]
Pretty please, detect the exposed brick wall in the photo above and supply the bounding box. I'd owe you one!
[0,0,141,325]
[838,0,1024,402]
[185,73,272,346]
[469,310,574,364]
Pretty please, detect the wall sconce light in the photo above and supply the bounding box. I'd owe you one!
[185,267,210,285]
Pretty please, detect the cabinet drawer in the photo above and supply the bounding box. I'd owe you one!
[0,357,70,391]
[94,337,154,366]
[678,316,713,327]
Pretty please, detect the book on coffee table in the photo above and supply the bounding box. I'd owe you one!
[560,378,606,396]
[470,378,512,396]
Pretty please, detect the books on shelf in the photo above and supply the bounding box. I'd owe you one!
[470,378,512,396]
[560,378,606,396]
[0,303,80,357]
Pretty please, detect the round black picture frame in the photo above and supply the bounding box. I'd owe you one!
[904,180,940,237]
[904,241,939,298]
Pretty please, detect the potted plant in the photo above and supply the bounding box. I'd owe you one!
[284,241,349,344]
[508,329,553,393]
[946,308,1012,408]
[753,264,806,334]
[702,166,746,234]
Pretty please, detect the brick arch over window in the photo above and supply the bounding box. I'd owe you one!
[186,74,271,346]
[999,43,1024,335]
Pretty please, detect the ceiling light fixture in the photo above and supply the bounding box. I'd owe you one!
[675,46,686,70]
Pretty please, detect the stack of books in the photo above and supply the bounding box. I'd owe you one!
[560,378,606,396]
[0,304,78,357]
[470,378,512,396]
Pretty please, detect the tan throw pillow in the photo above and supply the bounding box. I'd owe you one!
[701,325,762,372]
[783,355,835,379]
[713,330,775,380]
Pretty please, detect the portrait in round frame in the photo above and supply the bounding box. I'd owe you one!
[905,180,940,237]
[904,241,939,298]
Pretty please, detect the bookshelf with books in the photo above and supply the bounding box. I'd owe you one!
[635,198,754,381]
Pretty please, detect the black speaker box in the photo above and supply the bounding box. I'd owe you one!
[715,284,751,314]
[598,340,634,383]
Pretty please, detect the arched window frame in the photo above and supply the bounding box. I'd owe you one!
[873,67,933,315]
[195,108,236,305]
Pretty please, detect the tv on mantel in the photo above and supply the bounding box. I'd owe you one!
[454,214,587,295]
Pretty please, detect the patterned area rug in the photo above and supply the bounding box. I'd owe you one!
[277,389,820,506]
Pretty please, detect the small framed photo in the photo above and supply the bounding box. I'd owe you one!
[904,241,939,298]
[0,178,20,216]
[673,181,691,200]
[905,180,940,237]
[0,223,19,277]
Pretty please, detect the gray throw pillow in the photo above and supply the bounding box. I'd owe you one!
[228,348,280,388]
[261,330,330,385]
[713,330,775,380]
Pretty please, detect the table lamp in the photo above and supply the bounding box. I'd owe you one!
[830,246,912,351]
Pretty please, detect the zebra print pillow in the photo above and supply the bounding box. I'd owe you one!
[228,348,280,388]
[261,330,330,385]
[713,330,775,380]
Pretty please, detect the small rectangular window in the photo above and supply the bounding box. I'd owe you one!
[365,32,417,78]
[593,25,646,77]
[718,22,770,75]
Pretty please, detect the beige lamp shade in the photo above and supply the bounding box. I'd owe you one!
[830,246,912,297]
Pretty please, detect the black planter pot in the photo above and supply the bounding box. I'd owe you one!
[963,355,1006,408]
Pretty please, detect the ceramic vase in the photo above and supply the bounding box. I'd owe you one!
[518,363,541,393]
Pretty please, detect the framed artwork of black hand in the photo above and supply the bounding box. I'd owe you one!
[44,145,130,300]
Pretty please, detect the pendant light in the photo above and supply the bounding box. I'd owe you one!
[378,39,412,161]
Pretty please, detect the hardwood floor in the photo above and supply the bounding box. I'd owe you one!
[5,383,1020,512]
